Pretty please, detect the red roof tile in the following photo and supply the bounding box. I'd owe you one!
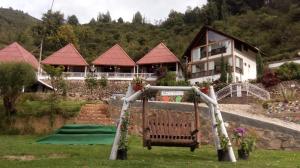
[137,43,180,65]
[42,44,88,66]
[92,44,135,67]
[0,42,39,69]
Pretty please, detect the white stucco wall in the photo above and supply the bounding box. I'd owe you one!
[234,49,257,82]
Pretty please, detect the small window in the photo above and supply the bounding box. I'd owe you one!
[248,65,250,68]
[244,63,247,66]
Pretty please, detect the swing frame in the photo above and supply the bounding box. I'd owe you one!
[109,84,236,162]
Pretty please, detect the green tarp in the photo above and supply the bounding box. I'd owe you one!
[37,124,116,145]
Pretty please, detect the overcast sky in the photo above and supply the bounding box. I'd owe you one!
[0,0,207,24]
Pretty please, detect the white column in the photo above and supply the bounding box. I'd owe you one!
[137,65,139,76]
[84,66,87,77]
[176,63,179,81]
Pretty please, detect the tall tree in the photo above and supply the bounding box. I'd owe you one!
[0,63,36,117]
[89,18,96,25]
[219,55,227,83]
[117,17,124,23]
[67,15,79,25]
[41,10,65,36]
[256,51,264,80]
[97,11,111,23]
[132,11,143,24]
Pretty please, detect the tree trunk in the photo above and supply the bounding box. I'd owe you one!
[3,96,17,117]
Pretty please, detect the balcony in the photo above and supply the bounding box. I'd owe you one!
[191,40,232,62]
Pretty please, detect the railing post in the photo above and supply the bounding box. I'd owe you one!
[230,84,232,97]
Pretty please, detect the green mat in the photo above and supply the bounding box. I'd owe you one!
[37,124,116,145]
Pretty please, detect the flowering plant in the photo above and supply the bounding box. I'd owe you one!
[118,111,130,150]
[233,127,255,153]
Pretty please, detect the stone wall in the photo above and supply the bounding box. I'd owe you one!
[42,80,130,100]
[108,100,300,151]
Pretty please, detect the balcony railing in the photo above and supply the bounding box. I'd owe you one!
[38,72,159,80]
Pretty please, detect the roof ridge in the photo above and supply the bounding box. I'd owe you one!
[42,43,88,66]
[68,43,88,65]
[137,42,179,64]
[92,44,135,65]
[115,44,135,64]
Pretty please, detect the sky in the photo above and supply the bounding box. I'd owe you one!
[0,0,207,24]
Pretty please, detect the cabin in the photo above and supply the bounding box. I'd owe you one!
[0,42,53,91]
[183,26,260,84]
[92,44,136,80]
[0,42,39,69]
[41,43,88,80]
[137,43,182,80]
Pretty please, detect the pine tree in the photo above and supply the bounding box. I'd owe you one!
[256,51,264,81]
[220,55,227,83]
[132,11,143,24]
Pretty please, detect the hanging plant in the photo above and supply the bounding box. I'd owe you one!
[117,111,130,160]
[132,76,144,92]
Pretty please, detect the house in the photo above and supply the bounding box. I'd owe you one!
[268,57,300,69]
[0,42,39,69]
[183,26,260,84]
[0,42,53,91]
[137,43,182,80]
[92,44,136,80]
[41,43,88,80]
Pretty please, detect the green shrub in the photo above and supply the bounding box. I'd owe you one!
[276,62,300,81]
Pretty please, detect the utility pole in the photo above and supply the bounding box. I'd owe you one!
[37,0,55,77]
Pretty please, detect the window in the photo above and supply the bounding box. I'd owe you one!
[208,31,227,43]
[208,61,215,70]
[192,47,201,61]
[236,57,243,68]
[235,41,242,51]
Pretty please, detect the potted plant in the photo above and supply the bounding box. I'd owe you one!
[233,127,256,160]
[132,76,144,92]
[117,111,130,160]
[218,135,230,161]
[198,81,210,94]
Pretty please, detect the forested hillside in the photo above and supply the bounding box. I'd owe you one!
[0,0,299,63]
[0,7,38,49]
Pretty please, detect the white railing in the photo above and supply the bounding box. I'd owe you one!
[95,72,135,79]
[137,73,157,79]
[216,83,270,101]
[64,72,86,77]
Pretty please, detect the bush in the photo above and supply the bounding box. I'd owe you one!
[261,69,280,87]
[276,62,300,81]
[157,72,190,86]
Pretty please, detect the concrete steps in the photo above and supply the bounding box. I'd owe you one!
[75,104,115,125]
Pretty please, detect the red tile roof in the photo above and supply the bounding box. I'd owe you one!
[137,43,180,65]
[42,43,88,66]
[92,44,135,67]
[0,42,39,69]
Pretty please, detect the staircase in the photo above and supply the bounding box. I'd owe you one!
[75,104,115,125]
[216,83,270,101]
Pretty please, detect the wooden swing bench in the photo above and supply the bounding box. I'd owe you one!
[142,99,200,151]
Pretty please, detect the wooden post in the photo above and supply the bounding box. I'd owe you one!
[109,84,134,160]
[193,98,200,144]
[208,89,221,151]
[142,97,148,146]
[210,86,236,162]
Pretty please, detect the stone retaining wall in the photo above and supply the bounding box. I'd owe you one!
[108,100,300,150]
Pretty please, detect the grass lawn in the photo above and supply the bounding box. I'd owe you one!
[0,135,299,168]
